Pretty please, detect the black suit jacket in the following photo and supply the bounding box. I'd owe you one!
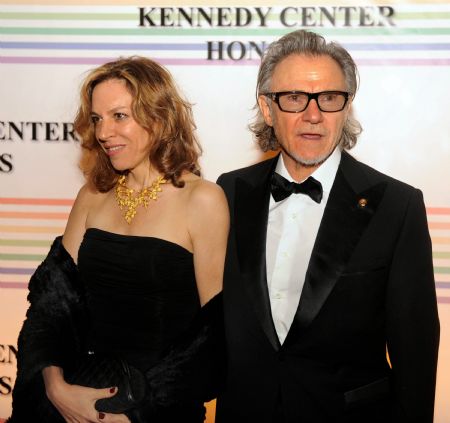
[216,151,439,423]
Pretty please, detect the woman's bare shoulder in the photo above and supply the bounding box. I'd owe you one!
[185,176,227,206]
[75,183,104,204]
[184,177,229,231]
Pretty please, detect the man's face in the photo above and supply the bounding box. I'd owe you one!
[259,54,350,174]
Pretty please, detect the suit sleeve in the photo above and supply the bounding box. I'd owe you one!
[216,174,228,195]
[386,189,439,423]
[216,173,234,217]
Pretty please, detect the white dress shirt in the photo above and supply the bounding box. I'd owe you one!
[266,148,341,344]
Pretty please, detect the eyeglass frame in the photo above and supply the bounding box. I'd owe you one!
[263,90,352,113]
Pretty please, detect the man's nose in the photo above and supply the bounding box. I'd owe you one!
[302,99,323,123]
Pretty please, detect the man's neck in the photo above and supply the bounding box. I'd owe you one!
[278,147,342,191]
[281,152,321,182]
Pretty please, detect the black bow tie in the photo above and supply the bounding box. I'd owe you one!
[271,172,323,203]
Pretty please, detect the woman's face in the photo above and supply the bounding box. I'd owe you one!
[91,78,152,173]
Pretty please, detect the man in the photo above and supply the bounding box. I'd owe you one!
[216,30,439,423]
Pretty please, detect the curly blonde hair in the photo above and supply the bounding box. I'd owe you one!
[74,56,201,192]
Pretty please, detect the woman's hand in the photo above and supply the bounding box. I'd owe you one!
[42,366,120,423]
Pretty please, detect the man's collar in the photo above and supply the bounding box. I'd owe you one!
[276,147,341,194]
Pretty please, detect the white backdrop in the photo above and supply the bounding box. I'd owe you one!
[1,2,449,421]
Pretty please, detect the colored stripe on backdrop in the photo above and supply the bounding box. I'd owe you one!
[3,41,450,51]
[0,211,69,220]
[0,198,74,206]
[1,10,450,21]
[427,207,450,214]
[2,27,450,37]
[429,222,450,230]
[0,253,46,261]
[432,237,450,244]
[437,297,450,303]
[0,239,52,247]
[1,56,259,66]
[2,56,450,67]
[1,0,449,5]
[0,281,28,289]
[434,252,450,259]
[0,225,65,233]
[0,267,35,275]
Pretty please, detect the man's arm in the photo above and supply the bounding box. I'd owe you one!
[386,188,439,422]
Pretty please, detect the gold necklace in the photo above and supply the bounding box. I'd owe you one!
[115,174,167,224]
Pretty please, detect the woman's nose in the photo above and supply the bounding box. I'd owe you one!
[96,119,115,141]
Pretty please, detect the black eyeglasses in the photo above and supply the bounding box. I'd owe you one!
[264,90,351,113]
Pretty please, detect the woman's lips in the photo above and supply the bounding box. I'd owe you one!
[104,144,125,156]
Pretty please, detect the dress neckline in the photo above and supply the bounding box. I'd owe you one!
[84,227,193,255]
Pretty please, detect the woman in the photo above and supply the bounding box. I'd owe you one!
[9,57,229,423]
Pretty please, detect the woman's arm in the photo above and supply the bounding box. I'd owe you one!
[187,180,230,305]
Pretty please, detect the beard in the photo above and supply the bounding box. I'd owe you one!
[279,141,338,168]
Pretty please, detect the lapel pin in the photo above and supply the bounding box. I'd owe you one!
[358,198,368,209]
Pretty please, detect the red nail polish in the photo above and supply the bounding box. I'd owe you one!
[110,387,116,393]
[99,412,105,420]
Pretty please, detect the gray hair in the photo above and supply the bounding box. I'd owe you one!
[251,30,362,151]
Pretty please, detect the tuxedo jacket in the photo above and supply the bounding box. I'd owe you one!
[215,151,439,423]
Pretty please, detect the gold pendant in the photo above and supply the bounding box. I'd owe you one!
[115,174,167,224]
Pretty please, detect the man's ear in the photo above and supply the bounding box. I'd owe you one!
[344,94,354,117]
[258,95,273,127]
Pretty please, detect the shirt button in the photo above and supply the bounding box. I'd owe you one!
[274,292,282,299]
[291,213,297,219]
[282,251,288,258]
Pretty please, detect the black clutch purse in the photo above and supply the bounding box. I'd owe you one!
[66,352,148,413]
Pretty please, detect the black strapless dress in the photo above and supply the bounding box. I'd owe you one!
[78,228,206,421]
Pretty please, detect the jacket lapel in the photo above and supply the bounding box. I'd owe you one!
[287,152,387,337]
[234,157,281,351]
